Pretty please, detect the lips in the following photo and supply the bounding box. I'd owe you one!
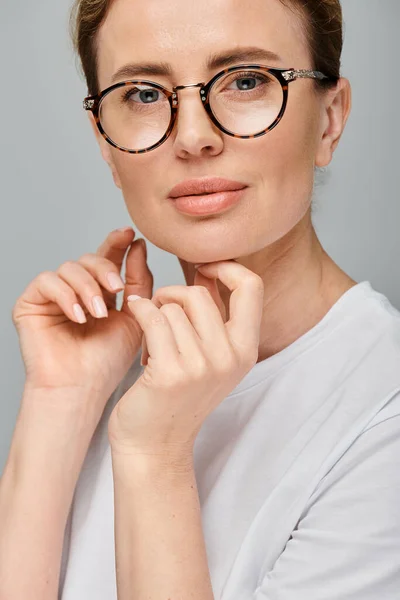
[168,177,247,199]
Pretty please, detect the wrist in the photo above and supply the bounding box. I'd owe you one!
[8,388,103,490]
[110,443,195,481]
[20,384,106,436]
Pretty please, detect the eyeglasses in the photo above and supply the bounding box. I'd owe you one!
[83,64,337,154]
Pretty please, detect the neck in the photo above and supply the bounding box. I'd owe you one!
[178,211,357,364]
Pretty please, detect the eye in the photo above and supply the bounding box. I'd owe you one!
[222,71,272,93]
[122,86,162,104]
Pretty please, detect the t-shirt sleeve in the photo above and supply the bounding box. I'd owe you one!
[253,394,400,600]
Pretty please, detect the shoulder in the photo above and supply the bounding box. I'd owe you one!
[254,390,400,599]
[346,282,400,395]
[307,388,400,506]
[362,282,400,335]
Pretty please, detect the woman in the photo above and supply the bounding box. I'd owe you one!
[1,0,399,598]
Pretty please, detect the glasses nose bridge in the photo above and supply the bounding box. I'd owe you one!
[171,82,207,107]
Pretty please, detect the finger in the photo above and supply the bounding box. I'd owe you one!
[127,297,180,365]
[56,261,109,319]
[159,303,205,359]
[195,261,264,358]
[140,301,205,367]
[121,238,154,317]
[193,268,227,322]
[140,272,227,366]
[92,227,137,309]
[151,285,227,347]
[95,227,136,272]
[14,271,89,325]
[76,253,125,312]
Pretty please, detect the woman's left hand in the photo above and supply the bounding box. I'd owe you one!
[107,260,264,463]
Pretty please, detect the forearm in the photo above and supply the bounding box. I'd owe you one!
[111,450,215,600]
[0,388,99,600]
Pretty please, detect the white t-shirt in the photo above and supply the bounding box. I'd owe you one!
[58,280,400,600]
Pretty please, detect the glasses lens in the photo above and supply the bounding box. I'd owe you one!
[209,69,283,136]
[99,83,171,151]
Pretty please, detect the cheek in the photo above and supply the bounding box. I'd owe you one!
[115,155,153,195]
[268,102,320,174]
[113,154,158,210]
[252,110,319,240]
[112,154,171,239]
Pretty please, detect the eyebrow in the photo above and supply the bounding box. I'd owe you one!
[110,46,283,84]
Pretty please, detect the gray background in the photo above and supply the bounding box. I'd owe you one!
[1,1,399,475]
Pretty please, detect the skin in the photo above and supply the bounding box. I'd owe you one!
[88,0,356,364]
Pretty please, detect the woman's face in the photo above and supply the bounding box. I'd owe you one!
[92,0,340,264]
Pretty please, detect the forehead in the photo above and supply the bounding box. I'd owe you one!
[97,0,308,89]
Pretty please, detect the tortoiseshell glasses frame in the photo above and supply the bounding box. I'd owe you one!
[83,64,338,154]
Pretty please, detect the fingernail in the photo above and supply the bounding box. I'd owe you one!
[107,272,125,291]
[116,226,133,232]
[73,303,87,324]
[127,295,141,302]
[92,295,108,318]
[139,238,147,258]
[194,263,205,269]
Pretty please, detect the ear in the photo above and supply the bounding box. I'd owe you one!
[315,77,352,168]
[87,112,122,189]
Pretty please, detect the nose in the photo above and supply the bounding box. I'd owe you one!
[170,83,224,159]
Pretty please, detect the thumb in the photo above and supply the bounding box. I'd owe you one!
[121,238,154,319]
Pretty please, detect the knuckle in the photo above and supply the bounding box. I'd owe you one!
[37,270,54,281]
[193,362,209,379]
[57,260,75,274]
[152,285,171,297]
[216,354,237,374]
[250,274,264,294]
[78,252,96,263]
[36,270,57,288]
[159,302,181,314]
[82,282,100,299]
[151,286,177,304]
[186,356,209,379]
[149,290,162,306]
[152,285,166,296]
[194,285,210,296]
[157,367,185,390]
[149,312,169,327]
[59,286,76,303]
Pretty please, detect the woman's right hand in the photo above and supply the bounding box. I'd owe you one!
[12,227,154,421]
